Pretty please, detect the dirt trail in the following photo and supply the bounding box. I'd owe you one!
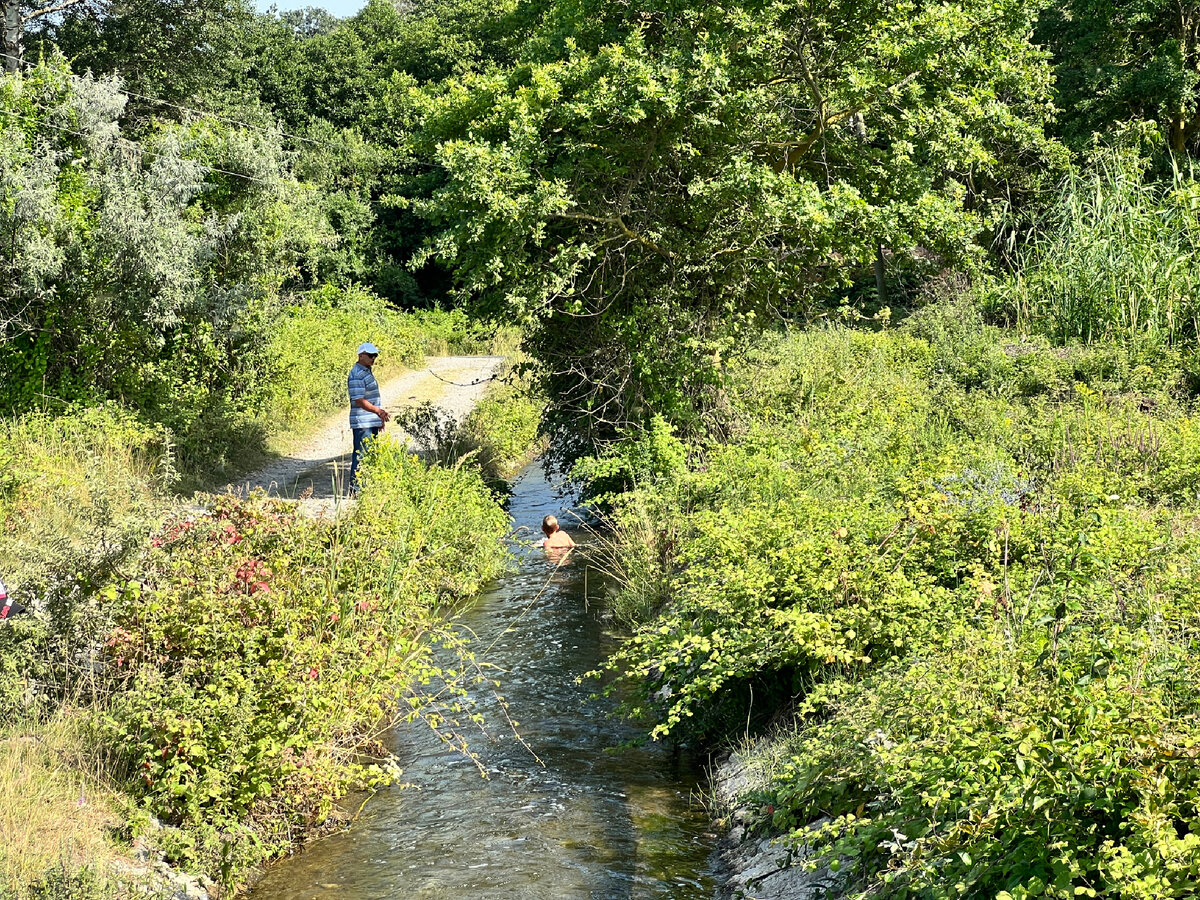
[229,355,504,507]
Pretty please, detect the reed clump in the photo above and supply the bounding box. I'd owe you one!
[993,158,1200,346]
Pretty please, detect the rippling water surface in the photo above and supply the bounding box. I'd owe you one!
[250,461,717,900]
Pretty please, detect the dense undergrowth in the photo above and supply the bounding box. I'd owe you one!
[0,330,532,896]
[591,289,1200,896]
[0,438,512,896]
[100,445,508,887]
[395,357,547,487]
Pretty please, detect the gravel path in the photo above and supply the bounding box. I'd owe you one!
[230,355,504,506]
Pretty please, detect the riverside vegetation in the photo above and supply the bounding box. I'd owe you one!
[8,0,1200,896]
[0,29,543,900]
[0,60,539,891]
[0,381,542,898]
[585,170,1200,899]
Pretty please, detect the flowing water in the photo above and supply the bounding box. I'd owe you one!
[250,461,718,899]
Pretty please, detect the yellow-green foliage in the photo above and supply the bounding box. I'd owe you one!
[391,361,546,484]
[0,717,124,895]
[459,365,546,477]
[0,406,169,589]
[593,302,1200,898]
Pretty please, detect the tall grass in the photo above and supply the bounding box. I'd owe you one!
[0,716,124,895]
[994,158,1200,345]
[0,407,169,589]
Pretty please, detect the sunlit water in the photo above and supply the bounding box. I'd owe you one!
[250,461,717,900]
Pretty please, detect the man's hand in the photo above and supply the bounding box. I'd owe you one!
[354,398,391,423]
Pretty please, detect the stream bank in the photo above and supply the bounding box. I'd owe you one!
[709,749,839,900]
[249,461,718,899]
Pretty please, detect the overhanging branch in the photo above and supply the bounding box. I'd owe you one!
[554,209,674,260]
[769,70,921,171]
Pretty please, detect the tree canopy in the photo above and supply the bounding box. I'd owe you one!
[407,0,1066,455]
[1038,0,1200,154]
[4,0,1200,456]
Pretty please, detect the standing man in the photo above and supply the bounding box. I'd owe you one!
[348,341,390,493]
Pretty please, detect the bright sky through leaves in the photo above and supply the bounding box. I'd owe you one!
[255,0,363,17]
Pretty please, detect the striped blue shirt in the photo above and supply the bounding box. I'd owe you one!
[348,362,383,430]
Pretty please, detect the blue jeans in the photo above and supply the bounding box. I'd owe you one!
[349,426,382,492]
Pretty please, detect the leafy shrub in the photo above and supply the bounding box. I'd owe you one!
[92,442,509,890]
[0,59,342,478]
[592,317,1200,897]
[393,363,545,484]
[459,373,545,474]
[767,605,1200,899]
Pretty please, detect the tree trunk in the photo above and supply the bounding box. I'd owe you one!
[874,243,887,307]
[2,0,20,75]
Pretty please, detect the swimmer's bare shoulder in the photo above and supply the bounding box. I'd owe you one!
[544,531,576,549]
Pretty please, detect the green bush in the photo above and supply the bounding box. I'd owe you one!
[392,361,546,486]
[458,366,546,476]
[0,406,169,596]
[591,315,1200,897]
[93,441,509,890]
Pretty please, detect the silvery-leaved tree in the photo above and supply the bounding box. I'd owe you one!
[0,56,335,461]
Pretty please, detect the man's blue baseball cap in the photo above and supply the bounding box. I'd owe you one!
[357,342,380,355]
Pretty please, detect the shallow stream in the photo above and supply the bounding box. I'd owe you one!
[250,461,717,899]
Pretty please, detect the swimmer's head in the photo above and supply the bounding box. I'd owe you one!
[542,515,559,536]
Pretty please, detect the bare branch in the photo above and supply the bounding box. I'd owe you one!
[22,0,90,22]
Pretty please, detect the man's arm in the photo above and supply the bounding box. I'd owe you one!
[353,397,391,423]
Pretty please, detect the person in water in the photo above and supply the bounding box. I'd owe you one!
[540,515,576,552]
